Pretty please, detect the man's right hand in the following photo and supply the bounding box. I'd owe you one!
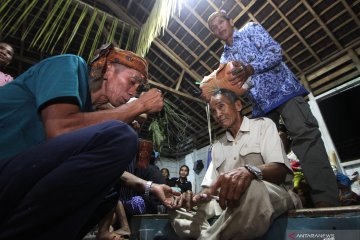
[173,189,213,211]
[226,61,254,88]
[138,88,164,113]
[209,167,254,210]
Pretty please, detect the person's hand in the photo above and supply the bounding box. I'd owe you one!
[172,189,214,211]
[131,120,141,132]
[182,190,195,211]
[226,61,254,88]
[192,188,213,205]
[209,167,255,209]
[138,88,164,113]
[150,183,181,209]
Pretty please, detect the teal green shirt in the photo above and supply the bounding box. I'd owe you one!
[0,54,92,160]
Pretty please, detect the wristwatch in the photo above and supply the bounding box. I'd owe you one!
[144,181,153,197]
[245,164,263,180]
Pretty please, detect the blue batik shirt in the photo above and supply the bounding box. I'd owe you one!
[220,22,308,117]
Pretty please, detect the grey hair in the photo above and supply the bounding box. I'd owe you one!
[212,88,240,104]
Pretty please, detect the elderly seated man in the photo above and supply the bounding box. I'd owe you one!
[171,88,301,240]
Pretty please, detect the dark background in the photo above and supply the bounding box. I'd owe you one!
[318,83,360,162]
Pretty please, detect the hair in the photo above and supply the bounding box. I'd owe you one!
[212,88,240,104]
[160,168,170,176]
[179,165,190,174]
[88,62,123,92]
[0,42,14,65]
[89,43,148,92]
[0,42,14,53]
[207,10,231,32]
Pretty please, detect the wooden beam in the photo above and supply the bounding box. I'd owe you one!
[268,0,321,62]
[306,55,350,81]
[311,64,354,88]
[175,70,185,91]
[101,0,206,104]
[148,47,181,76]
[148,79,205,104]
[163,27,213,72]
[313,71,359,95]
[347,49,360,74]
[340,0,360,27]
[303,43,360,77]
[132,1,215,74]
[153,40,202,82]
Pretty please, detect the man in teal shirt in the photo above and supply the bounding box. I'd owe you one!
[0,44,179,240]
[0,55,91,159]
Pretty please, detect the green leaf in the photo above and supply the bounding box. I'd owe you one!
[61,5,88,54]
[78,8,97,56]
[31,0,65,49]
[50,2,80,54]
[87,12,107,62]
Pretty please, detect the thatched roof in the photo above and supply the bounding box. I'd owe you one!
[2,0,360,157]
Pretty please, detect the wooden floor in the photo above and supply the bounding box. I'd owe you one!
[82,205,360,240]
[288,205,360,217]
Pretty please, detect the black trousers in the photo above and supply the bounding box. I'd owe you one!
[0,120,137,240]
[266,96,339,205]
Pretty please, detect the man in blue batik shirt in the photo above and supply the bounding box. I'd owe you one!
[207,10,339,208]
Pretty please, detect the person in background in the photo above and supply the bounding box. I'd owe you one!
[0,43,180,240]
[132,165,167,214]
[97,164,167,240]
[0,42,14,86]
[170,89,300,240]
[161,168,173,187]
[207,10,339,208]
[171,165,192,193]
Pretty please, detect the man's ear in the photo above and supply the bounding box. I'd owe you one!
[235,99,242,112]
[103,63,115,79]
[229,19,234,27]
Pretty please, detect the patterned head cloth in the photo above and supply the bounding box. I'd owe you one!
[89,43,148,90]
[207,10,230,31]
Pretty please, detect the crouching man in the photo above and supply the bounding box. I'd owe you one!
[0,43,179,240]
[170,88,301,240]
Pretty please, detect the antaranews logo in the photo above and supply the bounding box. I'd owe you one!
[288,232,296,239]
[287,230,360,240]
[286,231,336,240]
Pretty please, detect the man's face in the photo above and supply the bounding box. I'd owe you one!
[0,43,14,66]
[179,167,189,178]
[209,16,234,42]
[210,94,241,129]
[104,64,144,106]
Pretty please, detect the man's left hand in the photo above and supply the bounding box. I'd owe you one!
[209,167,255,209]
[150,183,181,209]
[227,61,254,88]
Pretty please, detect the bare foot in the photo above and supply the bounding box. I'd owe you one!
[96,231,125,240]
[113,227,130,236]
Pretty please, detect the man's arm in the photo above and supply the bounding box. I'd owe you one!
[257,162,288,184]
[209,162,287,210]
[244,22,283,74]
[40,88,163,138]
[120,171,180,209]
[210,119,291,209]
[225,23,284,86]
